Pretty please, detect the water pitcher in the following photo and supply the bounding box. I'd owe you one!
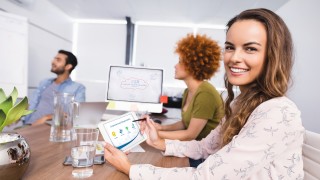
[49,92,77,142]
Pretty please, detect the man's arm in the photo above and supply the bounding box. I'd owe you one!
[74,84,86,102]
[32,114,53,125]
[23,79,49,124]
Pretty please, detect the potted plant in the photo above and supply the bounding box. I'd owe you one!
[0,87,34,180]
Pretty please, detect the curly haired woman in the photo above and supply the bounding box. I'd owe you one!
[154,34,224,145]
[104,8,305,179]
[153,34,224,167]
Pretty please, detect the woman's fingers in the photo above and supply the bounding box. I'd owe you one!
[139,120,147,133]
[146,118,157,131]
[138,115,150,134]
[103,142,131,175]
[104,143,115,156]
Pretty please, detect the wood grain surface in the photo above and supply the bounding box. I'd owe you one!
[16,124,188,180]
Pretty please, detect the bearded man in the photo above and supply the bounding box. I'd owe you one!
[24,50,85,125]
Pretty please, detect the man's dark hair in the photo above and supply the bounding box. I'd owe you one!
[58,49,78,73]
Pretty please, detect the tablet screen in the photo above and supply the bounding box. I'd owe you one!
[98,112,146,151]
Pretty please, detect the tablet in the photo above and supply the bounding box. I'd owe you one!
[98,112,147,152]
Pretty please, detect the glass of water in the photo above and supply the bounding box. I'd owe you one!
[71,145,95,178]
[71,128,99,178]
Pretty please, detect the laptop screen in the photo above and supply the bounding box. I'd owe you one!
[74,102,108,128]
[106,66,163,104]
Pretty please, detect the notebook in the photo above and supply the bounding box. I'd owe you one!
[74,102,108,128]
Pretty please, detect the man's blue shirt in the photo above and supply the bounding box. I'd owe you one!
[24,77,86,124]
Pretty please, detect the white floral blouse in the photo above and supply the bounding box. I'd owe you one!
[129,97,305,180]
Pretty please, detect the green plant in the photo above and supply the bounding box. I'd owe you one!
[0,87,34,132]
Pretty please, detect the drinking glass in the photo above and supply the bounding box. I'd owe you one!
[71,128,99,178]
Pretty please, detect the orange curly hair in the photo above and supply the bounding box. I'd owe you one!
[175,34,221,81]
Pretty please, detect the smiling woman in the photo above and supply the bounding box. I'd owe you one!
[223,20,267,89]
[103,8,305,180]
[221,8,295,147]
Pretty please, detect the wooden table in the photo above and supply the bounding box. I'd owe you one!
[16,124,188,180]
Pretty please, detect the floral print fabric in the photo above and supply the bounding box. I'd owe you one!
[130,97,305,180]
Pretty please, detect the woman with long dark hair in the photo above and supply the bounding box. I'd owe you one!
[104,8,305,179]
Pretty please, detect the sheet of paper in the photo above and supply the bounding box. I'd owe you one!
[96,141,105,155]
[107,101,116,109]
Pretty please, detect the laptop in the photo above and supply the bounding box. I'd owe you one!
[74,102,108,128]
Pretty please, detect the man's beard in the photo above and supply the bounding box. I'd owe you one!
[51,67,65,75]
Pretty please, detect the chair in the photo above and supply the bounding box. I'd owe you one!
[303,130,320,180]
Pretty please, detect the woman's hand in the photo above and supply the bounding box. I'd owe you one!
[153,121,163,130]
[138,115,149,134]
[139,115,162,132]
[142,118,166,151]
[104,143,131,175]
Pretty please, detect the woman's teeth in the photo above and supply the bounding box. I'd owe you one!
[230,68,248,73]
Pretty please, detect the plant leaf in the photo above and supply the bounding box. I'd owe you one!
[10,87,18,105]
[0,96,28,128]
[0,88,7,104]
[0,109,6,127]
[0,96,13,115]
[22,109,35,116]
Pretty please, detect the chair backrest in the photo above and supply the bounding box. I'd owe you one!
[303,130,320,180]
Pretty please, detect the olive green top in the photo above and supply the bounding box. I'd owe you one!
[181,81,224,140]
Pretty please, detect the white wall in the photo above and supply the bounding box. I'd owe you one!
[277,0,320,133]
[0,0,73,97]
[134,25,192,90]
[75,23,227,101]
[0,0,72,40]
[134,25,227,97]
[75,23,127,101]
[28,25,71,87]
[0,11,28,97]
